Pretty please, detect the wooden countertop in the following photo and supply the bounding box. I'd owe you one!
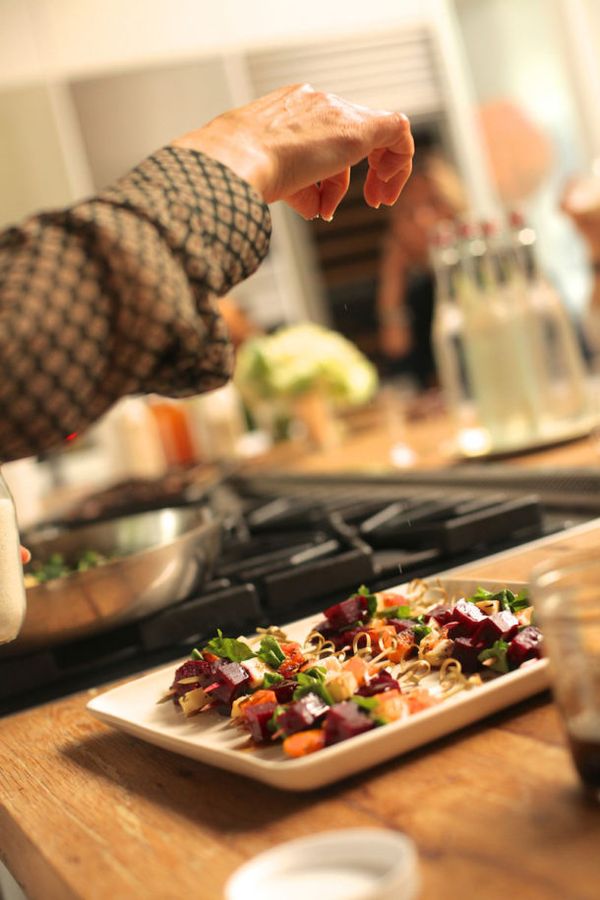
[2,516,600,899]
[240,398,600,475]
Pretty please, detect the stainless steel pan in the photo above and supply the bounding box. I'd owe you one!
[4,505,221,655]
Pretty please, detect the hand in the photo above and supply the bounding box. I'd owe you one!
[380,321,413,358]
[172,84,414,220]
[218,296,261,349]
[561,176,600,263]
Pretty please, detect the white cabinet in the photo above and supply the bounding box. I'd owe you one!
[69,58,234,190]
[0,2,494,326]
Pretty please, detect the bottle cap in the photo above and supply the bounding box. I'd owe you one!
[509,209,526,229]
[225,828,420,900]
[481,219,498,239]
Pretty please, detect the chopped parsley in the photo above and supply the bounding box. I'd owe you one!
[256,635,286,669]
[203,630,256,663]
[478,639,509,674]
[471,586,530,614]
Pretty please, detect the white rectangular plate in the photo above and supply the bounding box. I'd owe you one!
[87,578,549,791]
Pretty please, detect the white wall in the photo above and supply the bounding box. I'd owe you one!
[0,0,496,326]
[1,0,434,84]
[0,1,43,86]
[0,85,73,222]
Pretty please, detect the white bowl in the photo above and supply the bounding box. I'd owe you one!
[225,828,420,900]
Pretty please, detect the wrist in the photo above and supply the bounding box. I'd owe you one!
[172,124,272,200]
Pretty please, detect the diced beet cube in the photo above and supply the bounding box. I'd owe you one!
[308,620,350,651]
[324,593,370,631]
[210,661,250,706]
[389,618,417,634]
[450,599,486,637]
[357,670,400,697]
[324,701,375,745]
[330,631,351,651]
[336,625,370,652]
[276,692,329,736]
[426,605,454,626]
[507,626,544,668]
[272,679,297,704]
[170,659,214,696]
[244,701,278,743]
[450,636,482,674]
[491,610,519,640]
[473,610,519,647]
[311,619,334,639]
[444,621,462,638]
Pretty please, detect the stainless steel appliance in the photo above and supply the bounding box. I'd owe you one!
[2,467,598,715]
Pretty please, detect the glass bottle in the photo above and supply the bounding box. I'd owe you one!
[430,223,474,429]
[455,221,545,449]
[508,212,591,429]
[0,470,27,644]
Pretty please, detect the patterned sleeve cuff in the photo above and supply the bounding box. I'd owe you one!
[101,146,272,297]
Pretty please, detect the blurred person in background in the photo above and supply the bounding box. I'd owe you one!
[0,84,413,464]
[376,138,466,389]
[561,179,600,362]
[376,100,556,393]
[218,296,262,349]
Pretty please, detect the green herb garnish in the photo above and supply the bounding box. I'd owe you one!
[351,694,386,725]
[412,624,432,644]
[375,605,413,620]
[263,671,284,688]
[203,629,256,663]
[510,591,531,613]
[478,639,509,674]
[351,695,378,712]
[357,585,378,619]
[268,705,287,733]
[293,671,334,706]
[300,666,326,681]
[256,635,286,669]
[471,586,530,614]
[76,550,106,572]
[28,550,109,583]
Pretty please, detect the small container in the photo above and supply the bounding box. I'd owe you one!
[184,384,246,462]
[531,551,600,800]
[110,397,168,480]
[225,828,419,900]
[148,397,197,466]
[0,469,27,644]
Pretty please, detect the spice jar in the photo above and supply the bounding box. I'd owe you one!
[0,469,27,643]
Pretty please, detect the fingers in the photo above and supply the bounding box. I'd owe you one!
[368,145,413,182]
[364,159,413,208]
[319,168,351,221]
[284,169,351,221]
[368,111,415,164]
[361,112,414,208]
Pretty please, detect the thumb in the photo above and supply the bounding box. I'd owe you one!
[283,184,321,219]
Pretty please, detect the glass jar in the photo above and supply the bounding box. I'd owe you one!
[531,551,600,799]
[0,469,27,644]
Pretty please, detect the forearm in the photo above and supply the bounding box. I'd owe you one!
[0,147,271,461]
[377,245,411,332]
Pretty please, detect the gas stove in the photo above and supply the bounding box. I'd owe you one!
[2,468,596,715]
